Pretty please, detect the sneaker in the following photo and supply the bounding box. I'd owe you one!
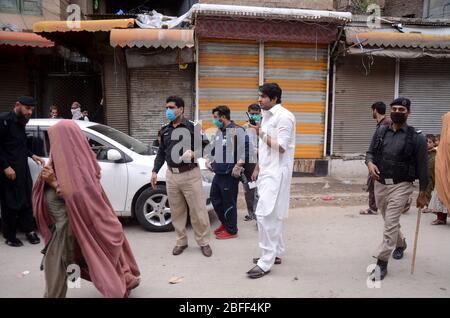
[216,230,238,240]
[244,214,256,221]
[214,224,226,235]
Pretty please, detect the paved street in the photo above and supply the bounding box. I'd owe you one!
[1,201,449,298]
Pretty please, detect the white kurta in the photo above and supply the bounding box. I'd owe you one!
[255,104,296,219]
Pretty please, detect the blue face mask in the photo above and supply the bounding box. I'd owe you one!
[251,114,261,122]
[166,108,177,122]
[213,118,223,129]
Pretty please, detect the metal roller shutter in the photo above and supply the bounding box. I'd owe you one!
[399,58,450,136]
[0,61,30,113]
[198,39,259,133]
[103,53,129,134]
[264,42,328,159]
[129,64,194,145]
[333,56,395,155]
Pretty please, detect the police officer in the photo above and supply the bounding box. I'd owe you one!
[209,105,249,240]
[366,97,428,280]
[242,104,261,221]
[0,96,44,247]
[151,96,212,257]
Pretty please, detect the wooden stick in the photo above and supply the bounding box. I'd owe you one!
[411,207,422,275]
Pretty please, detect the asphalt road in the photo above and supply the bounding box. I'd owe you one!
[1,205,449,298]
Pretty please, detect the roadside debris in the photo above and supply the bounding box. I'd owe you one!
[169,276,184,284]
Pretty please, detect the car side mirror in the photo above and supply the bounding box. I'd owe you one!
[107,149,122,162]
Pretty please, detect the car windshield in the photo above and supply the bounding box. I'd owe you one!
[88,124,150,155]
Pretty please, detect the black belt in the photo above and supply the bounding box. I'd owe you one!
[168,163,197,174]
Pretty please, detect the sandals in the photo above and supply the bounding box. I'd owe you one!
[359,208,378,215]
[431,219,447,225]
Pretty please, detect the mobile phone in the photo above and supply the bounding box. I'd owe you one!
[246,112,257,126]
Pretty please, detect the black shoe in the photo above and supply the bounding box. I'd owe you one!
[244,214,256,221]
[25,232,40,244]
[393,241,407,260]
[370,260,388,281]
[253,257,282,265]
[5,238,24,247]
[246,265,270,279]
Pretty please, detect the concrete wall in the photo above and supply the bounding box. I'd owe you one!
[329,159,368,178]
[0,0,61,31]
[424,0,450,18]
[198,0,334,10]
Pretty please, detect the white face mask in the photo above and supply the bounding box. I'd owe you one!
[71,107,80,115]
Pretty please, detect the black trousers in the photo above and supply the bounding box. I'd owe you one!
[0,201,35,240]
[242,163,258,216]
[211,174,239,235]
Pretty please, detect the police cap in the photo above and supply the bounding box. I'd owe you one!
[17,96,36,107]
[390,97,411,111]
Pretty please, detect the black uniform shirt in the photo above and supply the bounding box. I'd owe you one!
[0,111,34,210]
[152,118,209,173]
[366,123,428,191]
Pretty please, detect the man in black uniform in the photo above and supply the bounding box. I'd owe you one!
[366,97,428,280]
[0,96,45,247]
[151,96,212,257]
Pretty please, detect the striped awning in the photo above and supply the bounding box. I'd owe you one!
[346,27,450,49]
[0,31,54,47]
[33,18,134,33]
[110,29,194,48]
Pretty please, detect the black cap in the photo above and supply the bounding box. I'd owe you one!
[17,96,36,106]
[390,97,411,110]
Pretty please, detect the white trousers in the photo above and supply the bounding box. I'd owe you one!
[256,212,284,272]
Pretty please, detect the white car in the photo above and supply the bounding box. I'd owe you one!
[22,119,214,232]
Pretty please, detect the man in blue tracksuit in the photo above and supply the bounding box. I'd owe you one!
[209,105,250,240]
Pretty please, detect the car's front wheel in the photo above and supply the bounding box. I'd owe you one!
[135,186,174,232]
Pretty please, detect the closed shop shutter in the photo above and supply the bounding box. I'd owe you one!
[264,42,328,159]
[333,56,395,155]
[198,39,259,133]
[129,64,194,145]
[399,58,450,135]
[103,53,129,134]
[0,60,30,113]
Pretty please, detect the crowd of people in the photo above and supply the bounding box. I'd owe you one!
[1,82,449,296]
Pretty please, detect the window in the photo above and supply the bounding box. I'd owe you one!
[0,0,42,16]
[26,128,47,157]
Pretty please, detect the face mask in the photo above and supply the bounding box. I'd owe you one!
[71,108,80,115]
[251,114,261,122]
[390,112,407,124]
[166,108,177,122]
[213,118,223,129]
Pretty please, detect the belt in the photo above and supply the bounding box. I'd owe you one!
[168,163,197,174]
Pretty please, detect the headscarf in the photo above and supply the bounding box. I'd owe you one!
[435,112,450,214]
[71,107,82,120]
[33,120,140,297]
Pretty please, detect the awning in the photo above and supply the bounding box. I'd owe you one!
[110,29,194,48]
[346,27,450,49]
[0,31,54,47]
[192,3,352,23]
[33,18,134,33]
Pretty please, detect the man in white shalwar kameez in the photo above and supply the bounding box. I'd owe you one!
[246,83,296,279]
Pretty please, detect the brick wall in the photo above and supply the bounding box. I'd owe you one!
[198,0,334,10]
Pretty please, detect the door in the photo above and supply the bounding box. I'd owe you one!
[85,132,129,214]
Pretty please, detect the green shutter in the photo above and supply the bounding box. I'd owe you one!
[0,0,20,13]
[21,0,42,16]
